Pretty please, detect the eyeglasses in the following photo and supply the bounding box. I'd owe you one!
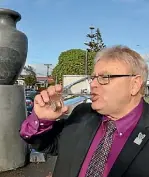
[88,74,136,85]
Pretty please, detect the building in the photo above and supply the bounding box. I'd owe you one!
[36,76,55,88]
[15,69,27,85]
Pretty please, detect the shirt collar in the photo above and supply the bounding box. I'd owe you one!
[103,99,144,135]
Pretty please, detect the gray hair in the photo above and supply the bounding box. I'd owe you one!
[94,45,149,95]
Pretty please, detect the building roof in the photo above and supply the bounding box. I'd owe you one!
[36,76,54,83]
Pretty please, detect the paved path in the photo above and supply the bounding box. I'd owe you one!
[0,156,57,177]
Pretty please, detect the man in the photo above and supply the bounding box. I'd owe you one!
[20,45,149,177]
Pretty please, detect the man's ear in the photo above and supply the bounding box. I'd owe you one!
[131,75,143,96]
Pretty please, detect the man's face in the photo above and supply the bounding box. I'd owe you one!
[90,59,141,116]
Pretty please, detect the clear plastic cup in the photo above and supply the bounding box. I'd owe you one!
[48,76,91,112]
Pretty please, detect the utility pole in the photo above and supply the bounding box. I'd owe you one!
[84,26,95,75]
[85,50,88,75]
[44,64,52,87]
[44,64,52,77]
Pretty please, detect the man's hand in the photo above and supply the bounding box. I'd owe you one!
[34,84,68,120]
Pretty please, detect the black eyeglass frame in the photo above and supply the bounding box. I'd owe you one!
[88,74,136,85]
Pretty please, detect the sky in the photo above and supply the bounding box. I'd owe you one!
[0,0,149,75]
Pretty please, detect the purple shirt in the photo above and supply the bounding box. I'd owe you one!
[79,99,143,177]
[20,110,54,138]
[20,100,143,177]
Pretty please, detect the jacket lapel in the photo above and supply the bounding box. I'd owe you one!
[69,110,102,177]
[108,101,149,177]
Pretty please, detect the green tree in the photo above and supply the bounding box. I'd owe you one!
[52,49,96,83]
[24,75,36,86]
[85,27,106,52]
[24,65,36,76]
[24,65,37,86]
[95,28,106,51]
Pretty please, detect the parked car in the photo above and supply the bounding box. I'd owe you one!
[25,93,91,116]
[62,95,91,116]
[64,95,91,105]
[25,90,40,99]
[26,96,34,116]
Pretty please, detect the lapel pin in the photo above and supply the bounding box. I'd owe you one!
[133,132,146,145]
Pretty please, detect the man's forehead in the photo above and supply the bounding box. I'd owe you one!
[93,60,128,74]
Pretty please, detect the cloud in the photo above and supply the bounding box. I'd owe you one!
[24,63,54,76]
[142,54,149,62]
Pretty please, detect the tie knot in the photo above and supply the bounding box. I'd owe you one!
[106,120,116,132]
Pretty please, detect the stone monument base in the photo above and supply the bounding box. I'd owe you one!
[0,85,27,172]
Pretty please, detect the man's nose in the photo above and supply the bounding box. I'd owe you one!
[90,78,99,88]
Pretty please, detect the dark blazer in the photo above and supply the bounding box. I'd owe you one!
[23,100,149,177]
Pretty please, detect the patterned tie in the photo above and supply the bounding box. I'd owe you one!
[85,120,116,177]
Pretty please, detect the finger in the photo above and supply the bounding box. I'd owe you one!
[40,90,50,103]
[34,94,45,107]
[55,84,63,93]
[47,86,56,97]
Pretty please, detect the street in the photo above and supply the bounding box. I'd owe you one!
[0,156,57,177]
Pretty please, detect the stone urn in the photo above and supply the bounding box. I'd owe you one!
[0,8,28,84]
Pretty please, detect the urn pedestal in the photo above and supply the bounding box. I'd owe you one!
[0,85,27,171]
[0,8,28,172]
